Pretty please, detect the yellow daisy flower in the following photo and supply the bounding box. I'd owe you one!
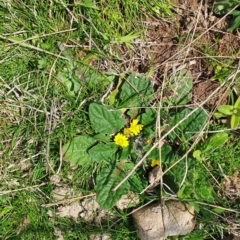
[129,119,143,136]
[123,127,134,137]
[114,133,129,148]
[151,159,160,167]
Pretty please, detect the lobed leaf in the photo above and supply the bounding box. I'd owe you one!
[231,114,240,129]
[124,162,147,193]
[89,103,126,134]
[234,97,240,109]
[228,13,240,31]
[165,69,193,105]
[117,73,154,108]
[95,162,130,210]
[217,105,233,116]
[88,143,117,163]
[169,108,208,142]
[62,135,96,165]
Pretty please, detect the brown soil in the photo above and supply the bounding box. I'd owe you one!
[192,81,228,106]
[115,0,240,109]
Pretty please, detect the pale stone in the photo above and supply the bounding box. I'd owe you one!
[116,191,139,210]
[132,201,195,240]
[89,234,111,240]
[57,202,83,220]
[52,186,75,200]
[148,166,163,189]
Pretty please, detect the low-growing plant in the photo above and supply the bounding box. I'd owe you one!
[213,0,240,31]
[3,0,240,239]
[62,70,209,210]
[193,132,228,161]
[215,96,240,129]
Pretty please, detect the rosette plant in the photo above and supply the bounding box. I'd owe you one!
[215,97,240,129]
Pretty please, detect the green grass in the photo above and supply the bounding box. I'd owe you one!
[1,0,240,240]
[0,0,172,239]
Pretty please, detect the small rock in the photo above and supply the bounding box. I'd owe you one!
[52,186,76,200]
[56,196,115,223]
[50,174,61,185]
[148,166,163,189]
[79,196,115,224]
[89,234,111,240]
[132,200,195,240]
[54,228,64,240]
[116,191,139,210]
[57,202,83,220]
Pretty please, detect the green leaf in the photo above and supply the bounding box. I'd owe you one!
[148,144,173,164]
[217,105,233,115]
[118,146,131,161]
[228,14,240,31]
[95,162,130,210]
[178,185,193,199]
[57,69,81,96]
[231,114,240,129]
[203,132,228,153]
[75,64,110,88]
[196,185,214,202]
[108,77,122,105]
[63,135,96,165]
[37,59,46,69]
[113,31,143,45]
[109,88,119,105]
[165,69,193,105]
[148,148,160,161]
[89,103,126,134]
[234,97,240,108]
[118,73,154,108]
[124,162,147,192]
[140,108,157,125]
[233,108,240,117]
[92,133,110,142]
[188,202,200,213]
[212,207,225,214]
[40,42,52,50]
[77,1,99,9]
[193,150,202,161]
[88,143,117,163]
[139,108,157,135]
[169,108,208,142]
[214,111,227,118]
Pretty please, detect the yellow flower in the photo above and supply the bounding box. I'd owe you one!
[114,133,129,148]
[123,127,134,137]
[151,159,160,167]
[146,138,152,145]
[128,119,143,136]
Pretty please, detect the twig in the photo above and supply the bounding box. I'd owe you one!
[42,193,96,207]
[0,183,47,195]
[5,28,77,46]
[183,0,203,62]
[0,35,69,60]
[100,81,114,104]
[57,139,63,174]
[44,99,57,174]
[179,157,188,189]
[195,201,240,214]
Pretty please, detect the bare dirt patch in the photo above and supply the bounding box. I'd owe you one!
[125,0,240,107]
